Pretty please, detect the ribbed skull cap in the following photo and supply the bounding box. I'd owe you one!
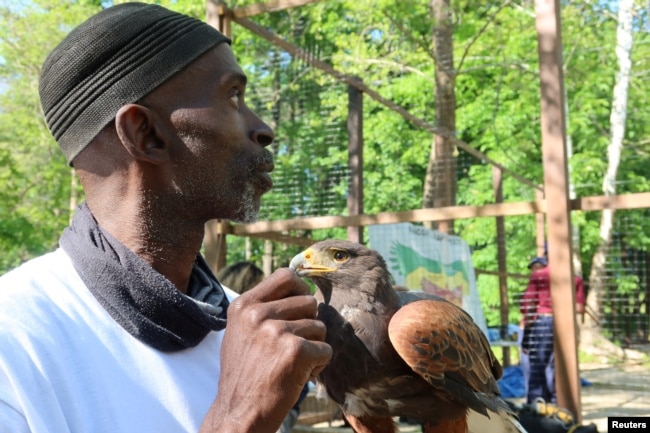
[39,2,230,165]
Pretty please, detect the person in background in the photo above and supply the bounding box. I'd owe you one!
[520,255,585,404]
[519,256,548,398]
[0,4,332,432]
[528,257,548,273]
[217,261,308,433]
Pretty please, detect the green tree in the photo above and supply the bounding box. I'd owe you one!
[0,1,102,274]
[1,1,648,342]
[216,0,649,329]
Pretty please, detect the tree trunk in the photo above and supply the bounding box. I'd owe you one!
[582,0,634,352]
[423,0,456,234]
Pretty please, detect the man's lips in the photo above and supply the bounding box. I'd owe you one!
[255,170,273,192]
[258,161,275,174]
[253,156,274,192]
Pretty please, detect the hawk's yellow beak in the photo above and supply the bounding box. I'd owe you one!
[289,248,337,277]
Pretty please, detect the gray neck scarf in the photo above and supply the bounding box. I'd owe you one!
[60,202,228,352]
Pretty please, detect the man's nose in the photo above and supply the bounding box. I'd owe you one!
[249,110,275,147]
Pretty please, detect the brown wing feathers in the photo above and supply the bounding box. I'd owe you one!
[388,299,502,416]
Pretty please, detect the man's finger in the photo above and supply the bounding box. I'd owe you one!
[251,295,318,321]
[283,318,327,341]
[235,268,310,304]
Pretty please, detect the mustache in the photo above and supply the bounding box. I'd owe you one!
[254,149,274,167]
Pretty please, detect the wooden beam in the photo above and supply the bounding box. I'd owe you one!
[233,199,548,235]
[535,0,581,420]
[570,192,650,211]
[231,0,321,18]
[218,192,650,250]
[230,192,650,237]
[245,232,315,247]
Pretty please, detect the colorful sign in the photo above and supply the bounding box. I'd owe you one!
[369,223,487,336]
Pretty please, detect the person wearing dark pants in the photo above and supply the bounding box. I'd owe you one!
[521,261,585,404]
[526,314,555,403]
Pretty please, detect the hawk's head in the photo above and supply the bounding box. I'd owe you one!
[289,240,393,303]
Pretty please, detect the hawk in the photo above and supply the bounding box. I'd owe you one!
[289,240,525,433]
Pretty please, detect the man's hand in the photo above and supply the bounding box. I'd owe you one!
[200,268,332,433]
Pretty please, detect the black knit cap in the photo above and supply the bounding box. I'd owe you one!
[39,2,230,165]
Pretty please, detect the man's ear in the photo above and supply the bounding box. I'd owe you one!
[115,104,170,165]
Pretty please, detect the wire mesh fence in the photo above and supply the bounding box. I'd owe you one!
[221,1,650,428]
[586,209,649,346]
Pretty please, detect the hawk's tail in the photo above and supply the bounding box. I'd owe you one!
[422,408,526,433]
[467,407,528,433]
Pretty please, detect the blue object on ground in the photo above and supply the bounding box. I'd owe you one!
[498,365,526,398]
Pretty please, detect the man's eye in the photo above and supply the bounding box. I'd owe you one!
[230,90,241,106]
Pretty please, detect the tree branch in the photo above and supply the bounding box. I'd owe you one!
[457,1,513,74]
[382,10,434,61]
[351,58,435,84]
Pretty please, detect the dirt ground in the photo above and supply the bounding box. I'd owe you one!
[578,362,650,433]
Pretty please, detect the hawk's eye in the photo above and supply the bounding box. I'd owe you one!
[333,250,349,262]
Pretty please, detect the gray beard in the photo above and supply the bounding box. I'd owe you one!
[231,181,259,223]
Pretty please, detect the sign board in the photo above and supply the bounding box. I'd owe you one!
[369,223,488,336]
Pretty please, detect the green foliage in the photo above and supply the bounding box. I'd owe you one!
[0,1,99,273]
[0,0,648,343]
[217,0,650,335]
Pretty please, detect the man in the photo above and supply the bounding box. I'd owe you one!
[518,256,548,398]
[520,256,585,404]
[0,3,332,433]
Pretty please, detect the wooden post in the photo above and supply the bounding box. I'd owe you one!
[493,166,510,366]
[347,77,364,244]
[206,0,232,37]
[536,189,546,257]
[204,220,228,274]
[535,0,581,421]
[262,240,273,277]
[204,0,231,274]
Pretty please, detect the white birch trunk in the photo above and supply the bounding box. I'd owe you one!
[584,0,635,339]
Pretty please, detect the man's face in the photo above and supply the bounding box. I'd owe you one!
[147,43,275,223]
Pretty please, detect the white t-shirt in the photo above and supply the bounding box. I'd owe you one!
[0,249,236,433]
